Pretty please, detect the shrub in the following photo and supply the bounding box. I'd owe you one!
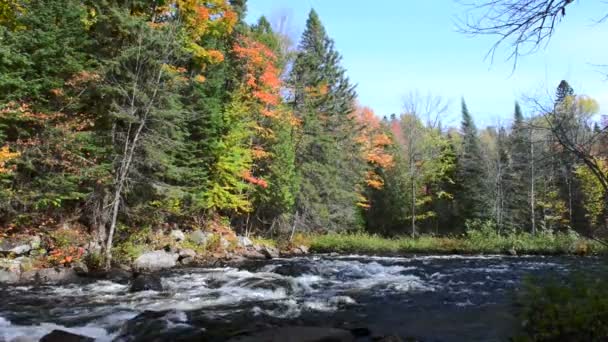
[515,274,608,341]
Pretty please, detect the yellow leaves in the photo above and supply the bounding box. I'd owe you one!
[194,74,206,83]
[0,0,26,30]
[0,145,20,174]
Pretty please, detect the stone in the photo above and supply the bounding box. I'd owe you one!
[237,236,254,248]
[133,250,178,272]
[32,267,79,284]
[189,230,212,245]
[180,257,196,266]
[297,245,310,254]
[0,257,21,274]
[71,261,89,275]
[0,269,19,283]
[130,273,163,292]
[220,236,231,250]
[178,248,196,259]
[0,238,32,255]
[227,326,355,342]
[508,247,517,256]
[39,330,94,342]
[15,256,34,273]
[29,235,41,249]
[257,245,279,259]
[242,248,266,260]
[170,229,186,242]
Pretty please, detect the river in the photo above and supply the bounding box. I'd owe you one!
[0,254,605,341]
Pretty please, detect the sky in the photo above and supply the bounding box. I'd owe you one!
[245,0,608,127]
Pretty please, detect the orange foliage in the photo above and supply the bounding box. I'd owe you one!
[0,145,20,174]
[242,170,268,188]
[355,106,394,190]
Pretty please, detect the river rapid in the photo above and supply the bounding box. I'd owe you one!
[0,254,605,341]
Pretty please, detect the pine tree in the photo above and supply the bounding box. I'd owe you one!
[289,10,363,232]
[455,99,489,224]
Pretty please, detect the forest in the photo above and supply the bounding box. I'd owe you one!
[0,0,607,266]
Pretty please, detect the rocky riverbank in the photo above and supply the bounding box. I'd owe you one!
[0,228,310,285]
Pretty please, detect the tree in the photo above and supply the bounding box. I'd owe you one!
[289,10,363,232]
[459,0,580,63]
[455,99,489,224]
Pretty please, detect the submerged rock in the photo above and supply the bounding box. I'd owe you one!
[130,273,163,292]
[133,250,178,272]
[227,326,355,342]
[39,330,94,342]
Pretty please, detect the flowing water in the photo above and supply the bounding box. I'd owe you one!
[0,255,605,341]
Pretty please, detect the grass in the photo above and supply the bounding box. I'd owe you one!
[308,230,605,256]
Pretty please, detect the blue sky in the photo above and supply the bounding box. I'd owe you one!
[246,0,608,127]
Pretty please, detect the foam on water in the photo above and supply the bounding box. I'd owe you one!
[0,316,115,342]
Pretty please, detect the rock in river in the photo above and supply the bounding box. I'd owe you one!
[39,330,94,342]
[130,273,163,292]
[133,250,178,272]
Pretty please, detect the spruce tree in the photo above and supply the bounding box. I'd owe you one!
[289,10,363,232]
[508,101,531,231]
[455,99,489,224]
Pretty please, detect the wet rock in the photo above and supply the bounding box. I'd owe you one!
[507,247,517,256]
[28,267,80,284]
[189,230,212,245]
[227,326,355,342]
[0,269,19,283]
[130,273,163,292]
[133,250,178,272]
[237,236,254,248]
[178,248,196,259]
[257,245,279,259]
[117,310,197,341]
[170,229,186,242]
[39,330,94,342]
[273,263,321,277]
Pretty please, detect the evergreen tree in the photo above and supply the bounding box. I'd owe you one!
[289,10,363,232]
[455,99,489,224]
[507,101,531,231]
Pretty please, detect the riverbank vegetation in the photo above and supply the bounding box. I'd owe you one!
[308,229,604,256]
[0,0,606,270]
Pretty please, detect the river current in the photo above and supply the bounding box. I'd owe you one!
[0,254,605,341]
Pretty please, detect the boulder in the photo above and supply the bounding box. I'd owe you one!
[0,269,19,283]
[31,267,80,284]
[0,257,22,274]
[130,273,163,292]
[39,330,94,342]
[133,250,178,272]
[227,326,355,342]
[180,257,196,266]
[170,229,186,242]
[242,248,266,260]
[256,245,279,259]
[0,235,41,256]
[297,245,310,254]
[237,236,254,248]
[71,261,89,275]
[178,248,196,259]
[189,230,212,245]
[220,236,231,250]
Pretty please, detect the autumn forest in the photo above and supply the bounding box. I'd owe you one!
[1,0,607,265]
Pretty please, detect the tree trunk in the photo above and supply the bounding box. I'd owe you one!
[530,130,536,235]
